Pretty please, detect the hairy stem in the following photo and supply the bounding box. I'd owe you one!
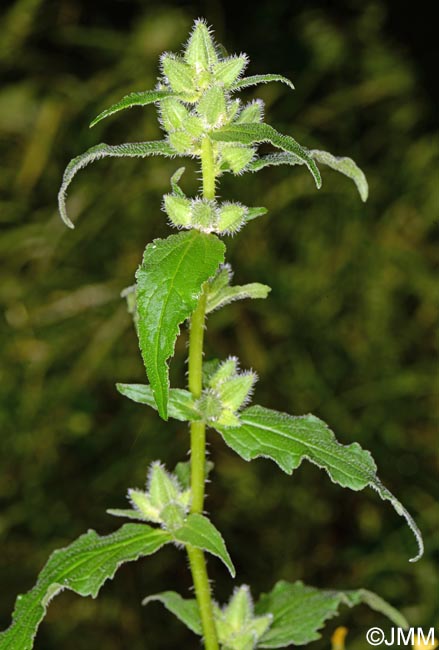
[186,136,219,650]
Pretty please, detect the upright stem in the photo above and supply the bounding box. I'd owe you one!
[186,136,219,650]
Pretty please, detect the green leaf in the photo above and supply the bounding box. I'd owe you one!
[211,124,321,189]
[214,405,423,562]
[135,231,225,419]
[247,152,304,173]
[206,281,271,313]
[0,524,171,650]
[174,460,214,489]
[256,581,408,648]
[142,591,202,635]
[116,384,201,422]
[173,513,235,577]
[309,149,369,202]
[58,140,175,228]
[89,89,175,128]
[231,74,295,91]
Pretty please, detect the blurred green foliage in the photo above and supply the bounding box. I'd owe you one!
[0,1,437,648]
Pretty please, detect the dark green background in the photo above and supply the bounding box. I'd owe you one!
[0,0,437,648]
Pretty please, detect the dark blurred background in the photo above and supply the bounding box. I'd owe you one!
[0,0,437,648]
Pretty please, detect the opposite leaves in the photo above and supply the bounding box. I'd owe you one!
[0,524,171,650]
[135,231,225,419]
[214,405,423,562]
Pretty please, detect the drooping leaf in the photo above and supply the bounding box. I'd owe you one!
[89,89,176,128]
[116,383,201,422]
[0,524,171,650]
[58,140,175,228]
[206,281,271,313]
[214,405,423,562]
[135,231,225,419]
[256,581,408,648]
[142,591,202,635]
[231,74,295,91]
[309,149,369,202]
[211,124,321,189]
[173,513,235,577]
[247,152,304,173]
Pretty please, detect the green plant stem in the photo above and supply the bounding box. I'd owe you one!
[186,136,219,650]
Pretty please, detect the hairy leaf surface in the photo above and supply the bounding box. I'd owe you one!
[256,581,408,648]
[143,591,203,635]
[117,383,201,421]
[136,231,225,419]
[174,513,235,577]
[309,149,369,201]
[0,525,171,650]
[231,74,295,91]
[58,141,175,228]
[211,124,321,188]
[214,405,423,561]
[89,89,176,128]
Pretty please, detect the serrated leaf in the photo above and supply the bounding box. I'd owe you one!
[173,513,235,577]
[116,384,201,422]
[58,140,175,228]
[206,281,271,313]
[0,524,171,650]
[256,581,407,648]
[89,89,175,128]
[135,231,225,419]
[143,591,202,635]
[214,405,423,562]
[231,74,295,92]
[211,124,321,189]
[309,149,369,202]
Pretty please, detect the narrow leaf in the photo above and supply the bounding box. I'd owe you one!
[143,591,202,635]
[206,282,271,314]
[173,513,235,577]
[309,149,369,202]
[231,74,295,91]
[89,89,175,128]
[214,405,423,562]
[247,152,304,173]
[135,231,225,419]
[116,383,201,422]
[0,524,171,650]
[211,124,321,188]
[58,140,175,228]
[256,581,408,648]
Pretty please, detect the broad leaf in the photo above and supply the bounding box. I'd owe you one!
[211,124,321,189]
[135,231,225,419]
[256,580,408,648]
[116,383,201,422]
[0,524,171,650]
[231,74,295,91]
[143,591,202,635]
[309,149,369,202]
[89,89,176,128]
[58,140,175,228]
[173,513,235,577]
[214,405,423,562]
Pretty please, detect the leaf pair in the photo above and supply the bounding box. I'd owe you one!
[0,516,234,650]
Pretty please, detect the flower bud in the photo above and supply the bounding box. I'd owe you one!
[217,203,247,234]
[162,54,195,94]
[168,130,193,154]
[197,86,226,127]
[128,489,161,523]
[221,145,255,173]
[160,98,189,132]
[236,100,264,124]
[184,20,218,70]
[163,194,192,227]
[218,371,257,412]
[148,463,179,510]
[213,55,248,87]
[191,200,216,230]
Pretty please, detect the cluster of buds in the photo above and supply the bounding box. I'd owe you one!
[157,20,262,171]
[164,194,249,234]
[214,586,273,650]
[196,357,257,427]
[108,462,191,532]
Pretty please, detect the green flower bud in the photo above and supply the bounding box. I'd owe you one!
[213,55,248,87]
[208,357,239,388]
[160,97,189,132]
[221,145,255,173]
[197,86,226,127]
[216,409,241,428]
[128,489,161,523]
[168,130,193,154]
[217,202,247,234]
[196,389,223,421]
[224,586,253,629]
[218,371,257,412]
[163,194,192,227]
[191,199,216,230]
[184,115,204,138]
[162,54,195,94]
[148,462,179,510]
[235,100,264,124]
[160,502,186,531]
[184,20,218,70]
